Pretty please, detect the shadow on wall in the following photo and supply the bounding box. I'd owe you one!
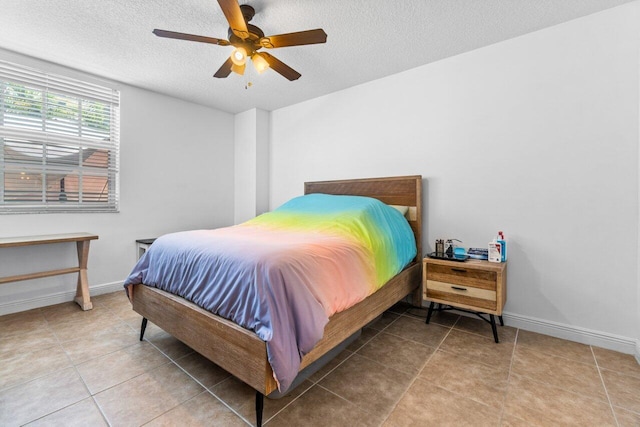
[503,239,572,331]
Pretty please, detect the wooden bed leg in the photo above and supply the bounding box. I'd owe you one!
[255,391,264,427]
[140,317,148,341]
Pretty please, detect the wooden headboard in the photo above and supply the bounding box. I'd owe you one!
[304,175,423,262]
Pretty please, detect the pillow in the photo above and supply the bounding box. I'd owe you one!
[389,205,409,216]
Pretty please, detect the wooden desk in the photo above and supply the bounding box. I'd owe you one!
[0,233,99,310]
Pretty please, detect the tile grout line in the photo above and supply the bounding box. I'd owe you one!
[18,307,112,427]
[73,309,170,427]
[49,309,108,425]
[591,345,620,427]
[62,306,112,426]
[17,296,640,426]
[120,310,399,426]
[71,303,173,426]
[262,381,317,425]
[63,303,154,427]
[265,312,403,425]
[140,389,252,427]
[314,382,379,422]
[143,335,253,426]
[386,311,517,425]
[73,364,113,427]
[0,311,63,394]
[215,312,410,424]
[353,313,444,375]
[379,311,460,426]
[500,333,626,425]
[58,303,143,367]
[226,341,360,425]
[269,309,415,426]
[366,311,431,397]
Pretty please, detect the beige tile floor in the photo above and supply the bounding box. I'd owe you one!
[1,290,639,426]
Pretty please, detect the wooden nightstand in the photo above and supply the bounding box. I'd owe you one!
[423,257,507,343]
[136,238,157,260]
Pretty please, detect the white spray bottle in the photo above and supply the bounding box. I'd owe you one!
[488,238,502,263]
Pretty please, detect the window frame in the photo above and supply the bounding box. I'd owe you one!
[0,60,120,214]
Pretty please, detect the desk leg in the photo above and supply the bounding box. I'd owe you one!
[74,240,93,311]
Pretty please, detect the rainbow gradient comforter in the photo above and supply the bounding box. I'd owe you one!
[124,193,416,391]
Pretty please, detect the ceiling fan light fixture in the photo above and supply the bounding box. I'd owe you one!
[252,54,269,73]
[231,47,247,66]
[231,62,245,75]
[154,1,327,81]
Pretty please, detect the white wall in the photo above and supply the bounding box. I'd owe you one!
[255,109,270,216]
[234,109,256,224]
[271,3,640,351]
[234,108,270,224]
[0,49,235,314]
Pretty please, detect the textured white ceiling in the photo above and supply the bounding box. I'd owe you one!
[0,0,633,113]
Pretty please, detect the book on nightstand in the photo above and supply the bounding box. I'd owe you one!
[467,248,489,260]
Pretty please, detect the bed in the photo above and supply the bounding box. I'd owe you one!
[126,175,423,426]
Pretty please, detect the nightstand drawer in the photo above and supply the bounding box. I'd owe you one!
[425,280,497,311]
[425,264,497,291]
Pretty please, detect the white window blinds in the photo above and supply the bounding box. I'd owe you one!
[0,60,120,213]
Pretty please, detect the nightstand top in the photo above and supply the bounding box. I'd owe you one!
[423,256,507,272]
[136,238,157,245]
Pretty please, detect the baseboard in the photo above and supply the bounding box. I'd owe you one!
[0,281,124,316]
[503,311,637,355]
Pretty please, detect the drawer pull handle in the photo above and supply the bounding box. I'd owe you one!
[451,268,467,273]
[451,286,467,291]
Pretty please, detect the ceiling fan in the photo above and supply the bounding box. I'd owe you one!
[153,0,327,81]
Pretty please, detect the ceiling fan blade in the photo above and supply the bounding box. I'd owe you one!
[256,52,301,81]
[153,29,229,46]
[213,56,234,78]
[260,29,327,49]
[217,0,249,39]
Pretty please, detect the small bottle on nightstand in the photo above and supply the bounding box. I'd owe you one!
[488,240,502,263]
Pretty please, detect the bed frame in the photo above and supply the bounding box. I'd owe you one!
[128,175,423,426]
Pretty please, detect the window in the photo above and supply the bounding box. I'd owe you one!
[0,60,120,213]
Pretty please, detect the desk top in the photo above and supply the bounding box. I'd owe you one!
[0,232,99,248]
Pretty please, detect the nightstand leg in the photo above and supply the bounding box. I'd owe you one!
[499,315,504,327]
[490,315,499,343]
[425,301,435,324]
